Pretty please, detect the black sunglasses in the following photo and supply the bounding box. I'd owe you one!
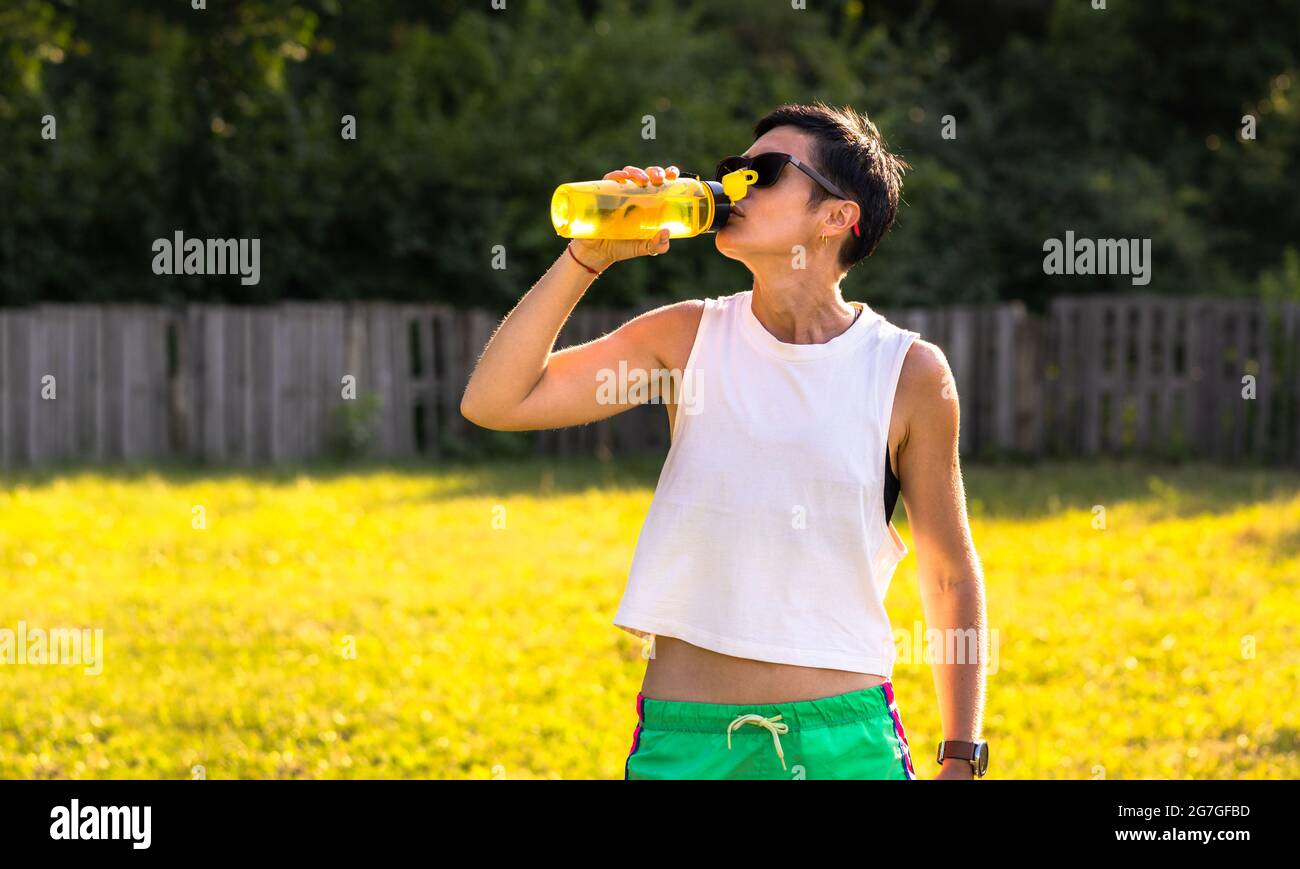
[714,152,861,236]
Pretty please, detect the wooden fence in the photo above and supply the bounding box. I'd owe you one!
[1042,295,1300,463]
[0,296,1297,468]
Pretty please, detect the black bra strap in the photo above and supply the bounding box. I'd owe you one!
[884,446,900,524]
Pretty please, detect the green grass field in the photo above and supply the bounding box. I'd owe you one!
[1,457,1297,779]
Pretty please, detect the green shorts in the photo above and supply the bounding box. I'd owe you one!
[624,680,918,780]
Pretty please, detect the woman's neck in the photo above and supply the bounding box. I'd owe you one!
[749,274,859,345]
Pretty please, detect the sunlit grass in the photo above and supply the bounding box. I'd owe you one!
[1,458,1296,779]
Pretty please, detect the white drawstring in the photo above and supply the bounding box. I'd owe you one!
[726,713,790,770]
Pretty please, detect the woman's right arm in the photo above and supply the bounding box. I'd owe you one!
[459,165,692,432]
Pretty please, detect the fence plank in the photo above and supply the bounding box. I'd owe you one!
[0,311,17,468]
[0,311,8,469]
[1250,305,1269,460]
[1291,303,1300,465]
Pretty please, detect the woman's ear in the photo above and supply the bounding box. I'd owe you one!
[822,203,858,240]
[834,200,861,237]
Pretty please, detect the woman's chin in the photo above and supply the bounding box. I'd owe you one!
[715,224,743,249]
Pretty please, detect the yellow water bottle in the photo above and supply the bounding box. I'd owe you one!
[551,167,758,240]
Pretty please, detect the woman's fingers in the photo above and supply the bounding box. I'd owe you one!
[622,165,650,186]
[646,166,679,185]
[607,165,680,186]
[645,228,670,255]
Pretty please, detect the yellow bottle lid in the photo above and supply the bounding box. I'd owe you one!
[721,167,759,203]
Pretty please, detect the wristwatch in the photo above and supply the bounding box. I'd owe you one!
[936,740,989,777]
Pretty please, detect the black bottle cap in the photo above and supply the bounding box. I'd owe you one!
[678,171,731,233]
[704,181,732,232]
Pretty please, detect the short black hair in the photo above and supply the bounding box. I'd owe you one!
[753,100,908,271]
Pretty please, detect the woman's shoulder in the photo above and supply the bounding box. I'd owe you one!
[894,336,956,418]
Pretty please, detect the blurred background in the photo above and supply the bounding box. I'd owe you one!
[3,0,1298,309]
[0,0,1297,779]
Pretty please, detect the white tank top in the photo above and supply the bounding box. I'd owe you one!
[613,289,921,677]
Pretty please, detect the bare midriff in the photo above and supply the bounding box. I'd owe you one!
[641,635,886,705]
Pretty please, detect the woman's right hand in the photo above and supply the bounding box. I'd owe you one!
[568,165,679,272]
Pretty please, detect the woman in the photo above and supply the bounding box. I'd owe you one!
[461,101,987,780]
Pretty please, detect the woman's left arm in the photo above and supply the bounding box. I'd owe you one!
[894,341,988,780]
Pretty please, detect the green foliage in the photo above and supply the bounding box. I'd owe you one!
[1257,246,1300,302]
[439,429,534,462]
[324,389,382,461]
[0,0,1296,311]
